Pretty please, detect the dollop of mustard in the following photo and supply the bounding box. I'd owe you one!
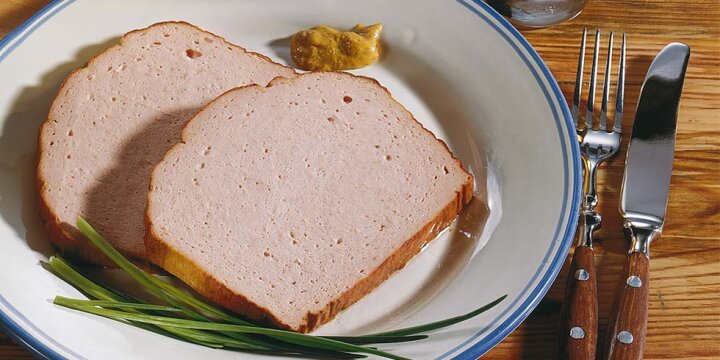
[291,23,383,71]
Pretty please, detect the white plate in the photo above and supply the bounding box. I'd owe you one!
[0,0,581,359]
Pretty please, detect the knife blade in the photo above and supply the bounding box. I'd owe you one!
[620,43,691,231]
[603,43,690,360]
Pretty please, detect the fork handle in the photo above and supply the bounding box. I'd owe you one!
[558,245,598,360]
[603,252,649,360]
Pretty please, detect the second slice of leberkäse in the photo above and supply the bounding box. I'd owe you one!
[37,22,295,264]
[145,72,474,332]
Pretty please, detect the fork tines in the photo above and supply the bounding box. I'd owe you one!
[573,29,626,134]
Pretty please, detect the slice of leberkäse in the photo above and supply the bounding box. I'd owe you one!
[146,72,474,332]
[37,21,295,264]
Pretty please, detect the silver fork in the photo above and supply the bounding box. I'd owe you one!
[558,29,626,360]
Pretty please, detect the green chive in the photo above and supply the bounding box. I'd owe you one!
[367,294,508,337]
[75,217,273,349]
[54,298,408,360]
[53,297,181,312]
[76,218,203,316]
[323,334,428,345]
[48,256,132,303]
[147,276,254,325]
[47,257,263,349]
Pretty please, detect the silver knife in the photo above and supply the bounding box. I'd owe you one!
[603,43,690,360]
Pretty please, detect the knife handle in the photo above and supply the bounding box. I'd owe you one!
[557,245,598,360]
[603,251,649,360]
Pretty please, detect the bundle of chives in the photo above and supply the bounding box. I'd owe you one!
[47,216,506,359]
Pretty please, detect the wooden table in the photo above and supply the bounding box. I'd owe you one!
[484,1,720,358]
[1,0,718,359]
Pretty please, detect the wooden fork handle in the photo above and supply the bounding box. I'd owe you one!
[603,252,650,360]
[557,245,598,360]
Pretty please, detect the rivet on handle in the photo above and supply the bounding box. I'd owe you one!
[574,269,590,281]
[617,331,634,344]
[626,275,642,288]
[570,326,586,339]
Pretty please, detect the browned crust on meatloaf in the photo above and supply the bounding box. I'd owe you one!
[144,72,474,332]
[36,21,295,265]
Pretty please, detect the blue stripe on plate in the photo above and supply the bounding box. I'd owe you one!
[0,0,76,63]
[0,294,83,360]
[0,0,582,359]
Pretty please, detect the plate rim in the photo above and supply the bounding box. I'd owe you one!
[441,1,580,358]
[0,0,581,359]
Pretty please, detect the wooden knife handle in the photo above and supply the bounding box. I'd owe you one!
[603,252,650,360]
[557,245,598,360]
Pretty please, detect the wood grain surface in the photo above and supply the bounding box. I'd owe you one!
[1,0,718,359]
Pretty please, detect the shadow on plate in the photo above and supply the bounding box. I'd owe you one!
[267,35,294,66]
[0,36,120,259]
[81,103,197,267]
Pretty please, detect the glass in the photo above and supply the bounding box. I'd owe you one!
[485,0,589,28]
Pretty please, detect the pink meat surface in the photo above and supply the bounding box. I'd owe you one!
[37,22,295,263]
[146,72,473,331]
